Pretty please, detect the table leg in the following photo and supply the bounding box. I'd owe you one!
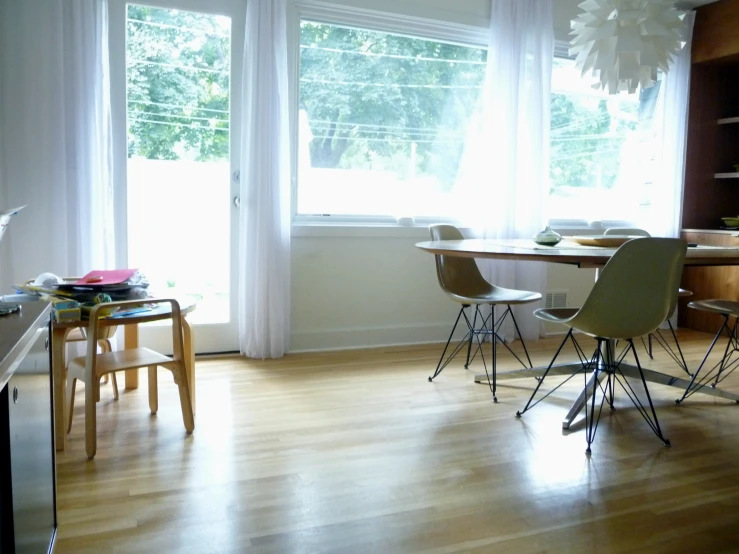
[124,323,139,389]
[182,316,195,414]
[51,326,70,452]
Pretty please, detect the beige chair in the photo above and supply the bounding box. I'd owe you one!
[67,298,194,459]
[516,238,687,453]
[676,299,739,404]
[604,228,692,376]
[428,224,542,401]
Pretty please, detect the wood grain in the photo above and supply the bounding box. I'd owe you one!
[680,230,739,332]
[692,0,739,63]
[54,334,739,553]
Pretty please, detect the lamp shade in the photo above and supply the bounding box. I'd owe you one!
[570,0,685,94]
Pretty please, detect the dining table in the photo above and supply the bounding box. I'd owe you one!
[415,237,739,429]
[51,298,196,451]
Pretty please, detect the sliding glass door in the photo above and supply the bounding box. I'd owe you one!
[110,0,245,353]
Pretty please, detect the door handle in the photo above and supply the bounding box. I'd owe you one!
[233,196,241,208]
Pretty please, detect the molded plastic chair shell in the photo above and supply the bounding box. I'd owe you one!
[430,224,541,305]
[535,238,687,339]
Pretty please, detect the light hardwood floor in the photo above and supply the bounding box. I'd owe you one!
[55,330,739,553]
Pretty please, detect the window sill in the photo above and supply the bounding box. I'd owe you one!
[290,220,630,238]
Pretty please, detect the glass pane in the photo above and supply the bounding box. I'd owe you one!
[298,21,487,218]
[549,57,659,222]
[125,4,231,324]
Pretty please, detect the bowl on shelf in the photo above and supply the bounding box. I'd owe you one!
[721,216,739,228]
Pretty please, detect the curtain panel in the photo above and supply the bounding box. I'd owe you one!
[453,0,554,341]
[0,0,115,289]
[238,0,292,359]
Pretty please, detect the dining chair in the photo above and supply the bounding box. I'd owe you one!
[516,237,687,453]
[428,224,542,401]
[66,298,195,459]
[604,227,692,376]
[676,299,739,404]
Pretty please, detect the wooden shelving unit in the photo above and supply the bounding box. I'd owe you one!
[680,0,739,332]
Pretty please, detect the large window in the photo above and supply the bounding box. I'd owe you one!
[549,57,659,224]
[296,21,659,226]
[297,21,487,220]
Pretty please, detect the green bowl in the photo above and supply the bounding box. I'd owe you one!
[722,217,739,228]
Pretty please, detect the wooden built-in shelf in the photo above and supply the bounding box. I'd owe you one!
[718,116,739,124]
[714,172,739,178]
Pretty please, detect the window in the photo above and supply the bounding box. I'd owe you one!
[549,56,659,225]
[297,20,487,221]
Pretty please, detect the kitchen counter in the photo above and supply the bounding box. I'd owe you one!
[0,301,56,553]
[0,302,50,392]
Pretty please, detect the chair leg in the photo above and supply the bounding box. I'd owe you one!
[649,321,691,377]
[66,377,77,434]
[175,366,195,434]
[464,308,479,369]
[677,315,736,404]
[111,372,119,401]
[507,306,534,369]
[148,365,158,415]
[85,373,97,460]
[517,329,578,417]
[429,305,473,382]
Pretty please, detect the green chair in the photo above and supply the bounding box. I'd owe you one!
[428,224,542,401]
[604,227,692,376]
[516,237,687,453]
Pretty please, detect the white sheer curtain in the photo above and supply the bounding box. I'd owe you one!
[454,0,553,340]
[238,0,292,359]
[648,12,695,239]
[0,0,115,289]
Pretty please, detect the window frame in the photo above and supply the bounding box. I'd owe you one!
[289,9,638,236]
[290,1,490,232]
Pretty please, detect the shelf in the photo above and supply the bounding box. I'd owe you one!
[715,172,739,178]
[718,117,739,125]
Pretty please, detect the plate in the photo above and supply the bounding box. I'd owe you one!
[568,235,642,247]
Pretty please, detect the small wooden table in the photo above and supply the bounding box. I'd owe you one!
[415,238,739,428]
[51,298,196,451]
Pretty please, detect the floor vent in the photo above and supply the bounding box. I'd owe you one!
[545,290,568,309]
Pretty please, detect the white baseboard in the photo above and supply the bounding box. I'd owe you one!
[289,322,468,353]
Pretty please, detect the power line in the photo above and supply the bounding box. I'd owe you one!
[129,99,229,115]
[306,118,464,134]
[128,58,230,76]
[131,110,228,124]
[127,15,230,38]
[308,134,463,144]
[129,117,229,133]
[300,78,482,89]
[299,44,486,66]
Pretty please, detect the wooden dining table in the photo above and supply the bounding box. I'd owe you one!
[51,298,196,451]
[415,237,739,429]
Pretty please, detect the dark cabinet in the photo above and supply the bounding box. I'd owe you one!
[0,304,56,554]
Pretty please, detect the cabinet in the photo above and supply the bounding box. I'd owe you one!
[0,303,56,554]
[683,0,739,231]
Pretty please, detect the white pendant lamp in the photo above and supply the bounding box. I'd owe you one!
[570,0,685,94]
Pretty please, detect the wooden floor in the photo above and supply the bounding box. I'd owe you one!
[55,329,739,553]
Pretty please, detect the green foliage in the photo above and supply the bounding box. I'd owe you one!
[299,22,486,185]
[126,5,230,161]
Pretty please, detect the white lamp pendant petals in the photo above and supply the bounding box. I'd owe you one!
[570,0,686,94]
